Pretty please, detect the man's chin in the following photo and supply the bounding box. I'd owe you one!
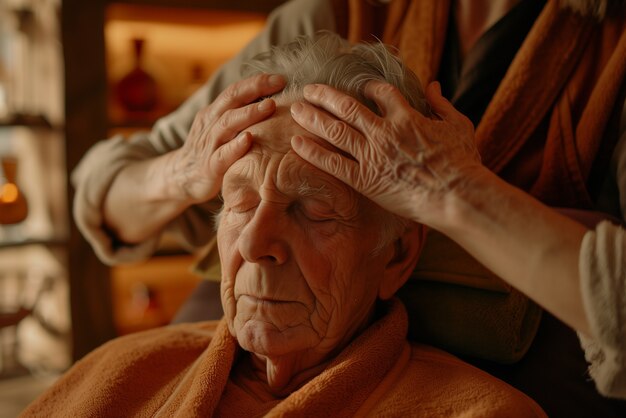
[235,318,319,358]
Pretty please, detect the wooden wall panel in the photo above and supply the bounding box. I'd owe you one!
[62,0,116,361]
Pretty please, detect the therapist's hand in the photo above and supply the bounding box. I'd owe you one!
[171,74,285,203]
[290,80,482,224]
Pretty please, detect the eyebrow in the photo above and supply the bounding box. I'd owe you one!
[297,180,332,199]
[222,172,255,194]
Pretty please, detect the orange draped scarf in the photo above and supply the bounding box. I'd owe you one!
[333,0,626,208]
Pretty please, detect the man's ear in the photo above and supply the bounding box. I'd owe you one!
[378,223,426,300]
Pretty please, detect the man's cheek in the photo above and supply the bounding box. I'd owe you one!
[217,221,241,263]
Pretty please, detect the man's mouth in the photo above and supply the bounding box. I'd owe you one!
[239,295,293,305]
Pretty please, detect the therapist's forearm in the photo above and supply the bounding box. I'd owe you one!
[431,166,591,336]
[103,152,193,244]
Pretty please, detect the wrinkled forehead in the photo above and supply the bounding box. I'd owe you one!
[223,103,359,200]
[230,102,317,176]
[245,103,304,154]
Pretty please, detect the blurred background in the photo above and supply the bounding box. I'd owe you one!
[0,0,285,415]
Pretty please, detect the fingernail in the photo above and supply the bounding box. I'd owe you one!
[291,135,304,147]
[434,81,442,94]
[238,131,249,143]
[258,99,273,112]
[291,102,304,115]
[303,84,316,95]
[269,74,284,87]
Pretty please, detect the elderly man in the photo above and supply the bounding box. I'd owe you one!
[23,34,544,417]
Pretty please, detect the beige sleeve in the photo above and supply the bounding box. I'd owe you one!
[577,99,626,399]
[71,0,336,265]
[578,222,626,399]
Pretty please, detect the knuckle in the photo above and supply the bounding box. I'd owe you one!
[257,73,273,85]
[196,107,211,119]
[393,117,412,134]
[336,97,360,121]
[376,83,396,97]
[244,102,259,117]
[191,109,209,127]
[324,120,348,141]
[217,113,232,130]
[221,84,239,103]
[327,152,344,174]
[213,147,227,167]
[457,114,474,132]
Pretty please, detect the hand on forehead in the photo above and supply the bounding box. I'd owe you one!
[226,102,354,186]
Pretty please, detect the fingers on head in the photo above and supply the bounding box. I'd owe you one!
[333,93,366,125]
[302,84,380,137]
[215,73,286,112]
[210,98,276,143]
[303,84,368,124]
[364,81,404,116]
[291,135,357,185]
[291,102,357,155]
[290,101,324,136]
[424,82,457,118]
[324,119,352,150]
[423,82,474,132]
[212,131,252,174]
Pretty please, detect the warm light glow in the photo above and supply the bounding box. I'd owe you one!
[1,183,19,203]
[105,4,267,116]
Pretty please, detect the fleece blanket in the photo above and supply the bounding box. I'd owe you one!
[21,299,545,417]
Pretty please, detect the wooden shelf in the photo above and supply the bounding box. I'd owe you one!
[0,237,67,250]
[62,0,288,360]
[0,114,57,130]
[111,254,202,334]
[105,0,286,13]
[105,4,267,121]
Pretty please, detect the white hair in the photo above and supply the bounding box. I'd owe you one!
[241,32,420,251]
[242,32,431,117]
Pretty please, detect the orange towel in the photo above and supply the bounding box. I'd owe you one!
[21,299,545,417]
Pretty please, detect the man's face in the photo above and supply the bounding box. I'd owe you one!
[217,105,393,361]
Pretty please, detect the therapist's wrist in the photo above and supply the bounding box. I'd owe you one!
[429,164,497,237]
[146,151,198,207]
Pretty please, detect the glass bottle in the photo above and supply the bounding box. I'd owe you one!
[115,38,158,113]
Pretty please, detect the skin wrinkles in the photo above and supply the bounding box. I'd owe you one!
[224,150,368,352]
[217,103,396,394]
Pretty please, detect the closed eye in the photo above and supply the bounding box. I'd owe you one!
[230,202,259,214]
[296,200,338,223]
[222,187,260,215]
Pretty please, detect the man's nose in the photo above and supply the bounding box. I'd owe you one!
[238,203,289,265]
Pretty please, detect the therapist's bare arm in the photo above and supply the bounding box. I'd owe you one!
[104,74,285,244]
[290,80,590,336]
